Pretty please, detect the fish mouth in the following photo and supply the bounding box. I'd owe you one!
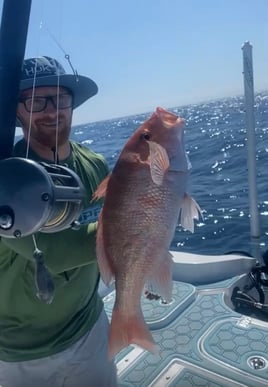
[156,107,185,128]
[169,153,192,172]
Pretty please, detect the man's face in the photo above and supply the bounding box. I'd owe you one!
[17,86,73,149]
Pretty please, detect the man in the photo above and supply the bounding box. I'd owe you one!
[0,56,118,386]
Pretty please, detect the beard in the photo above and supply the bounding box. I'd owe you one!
[22,113,72,150]
[35,126,71,148]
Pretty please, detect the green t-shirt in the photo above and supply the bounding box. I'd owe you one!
[0,139,109,361]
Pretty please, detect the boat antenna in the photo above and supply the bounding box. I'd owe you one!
[242,41,261,261]
[0,0,32,160]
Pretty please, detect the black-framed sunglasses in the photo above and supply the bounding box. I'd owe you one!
[18,93,73,113]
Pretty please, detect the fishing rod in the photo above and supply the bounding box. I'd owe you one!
[230,43,268,320]
[242,42,262,262]
[0,0,32,160]
[0,0,87,303]
[0,0,85,239]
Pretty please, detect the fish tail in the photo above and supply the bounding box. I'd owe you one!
[108,308,157,359]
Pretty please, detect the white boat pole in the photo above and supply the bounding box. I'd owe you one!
[242,41,261,260]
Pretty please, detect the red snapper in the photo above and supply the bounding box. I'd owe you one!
[93,107,201,358]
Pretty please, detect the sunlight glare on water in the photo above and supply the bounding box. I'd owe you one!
[69,92,268,256]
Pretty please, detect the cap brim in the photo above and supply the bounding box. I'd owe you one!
[19,74,98,109]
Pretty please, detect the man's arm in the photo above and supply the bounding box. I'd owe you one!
[1,221,98,273]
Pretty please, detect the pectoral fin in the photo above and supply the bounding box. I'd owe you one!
[148,141,170,185]
[92,175,110,201]
[179,193,202,233]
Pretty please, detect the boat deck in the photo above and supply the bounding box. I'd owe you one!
[104,275,268,386]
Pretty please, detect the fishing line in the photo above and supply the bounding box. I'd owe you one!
[42,23,79,79]
[25,58,38,159]
[24,9,44,158]
[25,0,78,161]
[40,1,78,161]
[54,68,60,164]
[23,0,46,158]
[53,0,64,163]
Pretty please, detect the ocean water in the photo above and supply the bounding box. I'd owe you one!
[71,92,268,258]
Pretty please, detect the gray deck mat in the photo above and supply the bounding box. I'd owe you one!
[104,278,268,386]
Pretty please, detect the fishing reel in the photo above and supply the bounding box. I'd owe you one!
[0,157,85,238]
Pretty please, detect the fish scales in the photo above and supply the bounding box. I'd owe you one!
[93,107,201,358]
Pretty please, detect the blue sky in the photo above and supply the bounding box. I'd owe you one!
[2,0,268,124]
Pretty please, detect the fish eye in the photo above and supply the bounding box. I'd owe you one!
[140,132,150,141]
